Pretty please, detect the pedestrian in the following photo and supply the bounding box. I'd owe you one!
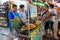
[49,4,58,39]
[42,4,50,35]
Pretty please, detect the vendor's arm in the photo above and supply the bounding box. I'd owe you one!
[18,12,26,23]
[21,19,26,23]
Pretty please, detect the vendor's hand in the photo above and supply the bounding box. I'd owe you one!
[10,19,15,22]
[22,20,26,24]
[23,22,26,24]
[18,20,21,23]
[11,19,20,23]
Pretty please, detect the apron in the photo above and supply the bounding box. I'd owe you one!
[11,12,19,29]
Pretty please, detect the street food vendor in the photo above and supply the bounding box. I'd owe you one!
[18,5,26,27]
[8,4,20,29]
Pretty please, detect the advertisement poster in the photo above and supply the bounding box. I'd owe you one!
[30,4,37,18]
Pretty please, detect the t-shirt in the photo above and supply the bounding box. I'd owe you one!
[8,11,20,29]
[42,11,50,22]
[18,11,26,22]
[49,9,57,22]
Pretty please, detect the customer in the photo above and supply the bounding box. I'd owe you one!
[49,4,57,30]
[18,4,26,27]
[49,4,58,39]
[42,4,50,34]
[8,4,20,29]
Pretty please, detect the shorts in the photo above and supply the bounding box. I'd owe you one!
[45,21,54,31]
[58,21,60,29]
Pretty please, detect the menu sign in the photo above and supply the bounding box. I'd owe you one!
[30,4,37,18]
